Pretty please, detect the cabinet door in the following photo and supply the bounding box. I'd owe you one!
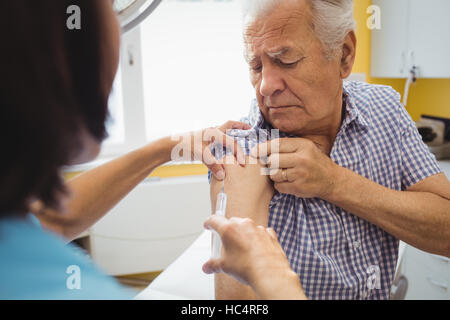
[408,0,450,78]
[371,0,410,78]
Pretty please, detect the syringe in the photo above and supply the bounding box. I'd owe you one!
[211,185,227,259]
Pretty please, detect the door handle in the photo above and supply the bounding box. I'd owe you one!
[427,277,448,290]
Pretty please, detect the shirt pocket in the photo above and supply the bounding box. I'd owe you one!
[332,126,374,180]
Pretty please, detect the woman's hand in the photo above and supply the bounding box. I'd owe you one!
[171,121,252,180]
[202,215,307,300]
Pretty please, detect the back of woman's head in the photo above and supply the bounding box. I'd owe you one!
[0,0,114,216]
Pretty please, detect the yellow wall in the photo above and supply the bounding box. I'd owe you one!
[65,163,208,180]
[353,0,450,121]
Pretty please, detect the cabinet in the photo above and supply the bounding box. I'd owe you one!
[87,175,211,276]
[371,0,450,78]
[402,246,449,300]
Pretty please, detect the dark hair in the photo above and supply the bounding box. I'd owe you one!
[0,0,112,217]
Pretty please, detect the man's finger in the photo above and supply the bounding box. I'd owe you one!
[249,138,300,159]
[267,153,297,170]
[270,167,295,183]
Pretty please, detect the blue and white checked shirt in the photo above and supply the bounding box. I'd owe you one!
[210,81,442,300]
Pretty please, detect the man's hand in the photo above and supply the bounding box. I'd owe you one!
[251,138,339,199]
[203,215,306,300]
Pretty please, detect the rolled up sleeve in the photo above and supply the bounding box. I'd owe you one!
[400,109,442,190]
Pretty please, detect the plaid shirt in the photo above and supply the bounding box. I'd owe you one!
[210,81,442,300]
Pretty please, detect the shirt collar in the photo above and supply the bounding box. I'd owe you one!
[342,85,371,129]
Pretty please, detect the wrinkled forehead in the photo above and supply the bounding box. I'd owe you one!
[243,0,314,57]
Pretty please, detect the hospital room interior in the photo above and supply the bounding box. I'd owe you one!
[2,0,450,301]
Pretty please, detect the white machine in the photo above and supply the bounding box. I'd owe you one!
[113,0,162,33]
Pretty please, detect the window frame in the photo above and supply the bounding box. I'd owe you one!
[99,26,147,158]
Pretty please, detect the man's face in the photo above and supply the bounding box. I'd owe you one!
[244,0,344,136]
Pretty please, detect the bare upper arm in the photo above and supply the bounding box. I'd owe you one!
[407,172,450,200]
[210,156,274,226]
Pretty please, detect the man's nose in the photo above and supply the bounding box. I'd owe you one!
[259,65,286,97]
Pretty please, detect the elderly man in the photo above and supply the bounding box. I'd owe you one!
[209,0,450,300]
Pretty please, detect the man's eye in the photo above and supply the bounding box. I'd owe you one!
[251,64,262,72]
[277,60,300,68]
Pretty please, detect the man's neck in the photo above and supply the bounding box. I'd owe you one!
[298,94,345,156]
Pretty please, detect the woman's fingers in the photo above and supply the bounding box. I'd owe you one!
[202,258,223,274]
[217,121,250,166]
[219,130,246,166]
[204,215,229,236]
[205,127,246,167]
[202,147,226,180]
[186,121,250,176]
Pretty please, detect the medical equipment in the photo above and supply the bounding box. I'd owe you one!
[211,185,227,259]
[416,116,450,160]
[113,0,162,33]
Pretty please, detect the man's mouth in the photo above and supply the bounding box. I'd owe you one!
[268,105,302,109]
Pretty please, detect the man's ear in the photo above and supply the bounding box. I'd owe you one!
[339,31,357,79]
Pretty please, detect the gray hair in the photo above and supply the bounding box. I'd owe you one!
[242,0,356,59]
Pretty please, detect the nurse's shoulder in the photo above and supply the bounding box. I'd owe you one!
[0,214,134,299]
